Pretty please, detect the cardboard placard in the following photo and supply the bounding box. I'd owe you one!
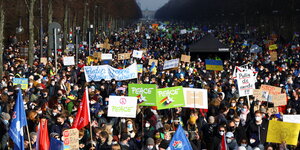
[267,107,279,114]
[114,41,120,46]
[93,52,102,59]
[63,56,75,66]
[148,59,158,66]
[40,57,48,65]
[270,51,278,61]
[63,129,79,150]
[118,53,131,60]
[181,55,191,62]
[272,94,287,106]
[183,88,208,109]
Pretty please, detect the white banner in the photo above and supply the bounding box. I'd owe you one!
[108,96,137,118]
[102,54,113,60]
[180,29,187,34]
[237,69,255,97]
[283,115,300,124]
[132,50,143,59]
[163,59,179,70]
[84,63,138,82]
[63,56,75,66]
[183,88,208,109]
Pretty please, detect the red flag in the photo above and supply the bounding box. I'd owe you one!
[38,119,50,150]
[71,88,90,129]
[220,134,228,150]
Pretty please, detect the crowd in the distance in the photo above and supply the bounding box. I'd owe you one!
[0,21,299,150]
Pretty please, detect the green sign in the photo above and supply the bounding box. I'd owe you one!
[156,86,185,110]
[128,84,157,106]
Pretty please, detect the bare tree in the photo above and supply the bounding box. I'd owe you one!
[25,0,37,66]
[0,0,4,79]
[48,0,53,57]
[63,1,68,50]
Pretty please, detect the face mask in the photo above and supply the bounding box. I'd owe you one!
[58,106,62,111]
[91,101,96,104]
[234,122,239,127]
[226,139,232,143]
[239,101,244,104]
[145,123,150,128]
[127,124,133,129]
[231,103,236,107]
[229,115,234,118]
[242,108,247,112]
[241,144,247,147]
[219,131,225,136]
[3,120,8,124]
[53,112,57,116]
[38,111,42,114]
[250,139,255,144]
[98,114,102,118]
[69,119,73,123]
[121,119,126,123]
[155,135,160,139]
[255,116,262,122]
[147,146,154,149]
[287,108,291,113]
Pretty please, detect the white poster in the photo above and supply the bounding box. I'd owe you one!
[102,54,113,60]
[63,56,75,66]
[283,115,300,124]
[183,88,208,109]
[132,50,143,59]
[180,29,187,34]
[108,96,137,118]
[237,69,255,97]
[163,59,179,70]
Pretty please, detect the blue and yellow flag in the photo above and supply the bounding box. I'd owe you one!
[205,59,223,71]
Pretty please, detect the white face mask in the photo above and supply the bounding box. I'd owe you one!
[219,131,225,136]
[145,123,150,128]
[255,116,262,122]
[226,139,232,143]
[147,146,154,149]
[250,139,255,144]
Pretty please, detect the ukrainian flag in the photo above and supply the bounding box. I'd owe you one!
[205,59,223,71]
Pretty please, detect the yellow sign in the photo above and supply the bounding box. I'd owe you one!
[269,44,278,50]
[267,120,300,145]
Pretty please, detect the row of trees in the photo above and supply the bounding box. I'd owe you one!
[155,0,300,38]
[0,0,142,77]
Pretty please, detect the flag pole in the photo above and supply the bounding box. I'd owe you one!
[26,125,33,150]
[87,87,94,148]
[90,124,94,148]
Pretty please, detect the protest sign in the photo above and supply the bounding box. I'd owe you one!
[269,44,278,50]
[107,96,137,118]
[283,115,300,124]
[183,88,208,109]
[267,107,279,114]
[101,53,113,60]
[180,29,187,34]
[272,94,287,106]
[63,56,75,66]
[84,63,137,82]
[128,84,156,106]
[148,59,158,66]
[205,59,223,71]
[253,89,269,101]
[151,24,159,29]
[260,85,281,95]
[181,55,191,62]
[13,78,28,90]
[132,50,143,59]
[237,70,255,97]
[63,128,79,150]
[40,57,47,65]
[137,64,143,73]
[114,41,120,46]
[270,51,278,61]
[93,52,101,59]
[118,53,131,60]
[156,86,185,110]
[163,59,179,70]
[267,120,300,145]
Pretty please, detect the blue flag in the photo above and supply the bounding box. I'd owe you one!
[50,137,64,150]
[168,125,192,150]
[9,89,28,150]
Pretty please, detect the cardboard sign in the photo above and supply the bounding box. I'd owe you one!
[183,88,208,109]
[114,41,120,46]
[156,86,185,110]
[272,94,287,106]
[128,84,156,106]
[181,55,191,62]
[118,53,131,60]
[253,89,269,101]
[148,59,158,66]
[267,120,300,146]
[63,56,75,66]
[13,78,28,90]
[237,70,255,97]
[283,115,300,124]
[107,96,137,118]
[63,129,79,150]
[93,52,102,59]
[260,85,281,95]
[267,107,279,114]
[40,57,48,65]
[132,50,143,59]
[270,51,278,61]
[163,59,180,70]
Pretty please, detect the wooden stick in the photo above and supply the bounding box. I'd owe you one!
[26,125,32,150]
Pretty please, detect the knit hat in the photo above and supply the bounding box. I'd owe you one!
[146,138,155,145]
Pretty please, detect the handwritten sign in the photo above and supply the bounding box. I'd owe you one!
[148,59,158,66]
[63,129,79,150]
[13,78,28,90]
[181,55,191,62]
[40,57,47,65]
[163,59,180,70]
[272,94,287,106]
[237,70,255,97]
[63,56,75,66]
[118,53,131,60]
[270,51,278,61]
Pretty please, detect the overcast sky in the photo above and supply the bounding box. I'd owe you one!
[137,0,169,11]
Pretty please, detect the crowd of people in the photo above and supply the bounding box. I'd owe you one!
[0,21,299,150]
